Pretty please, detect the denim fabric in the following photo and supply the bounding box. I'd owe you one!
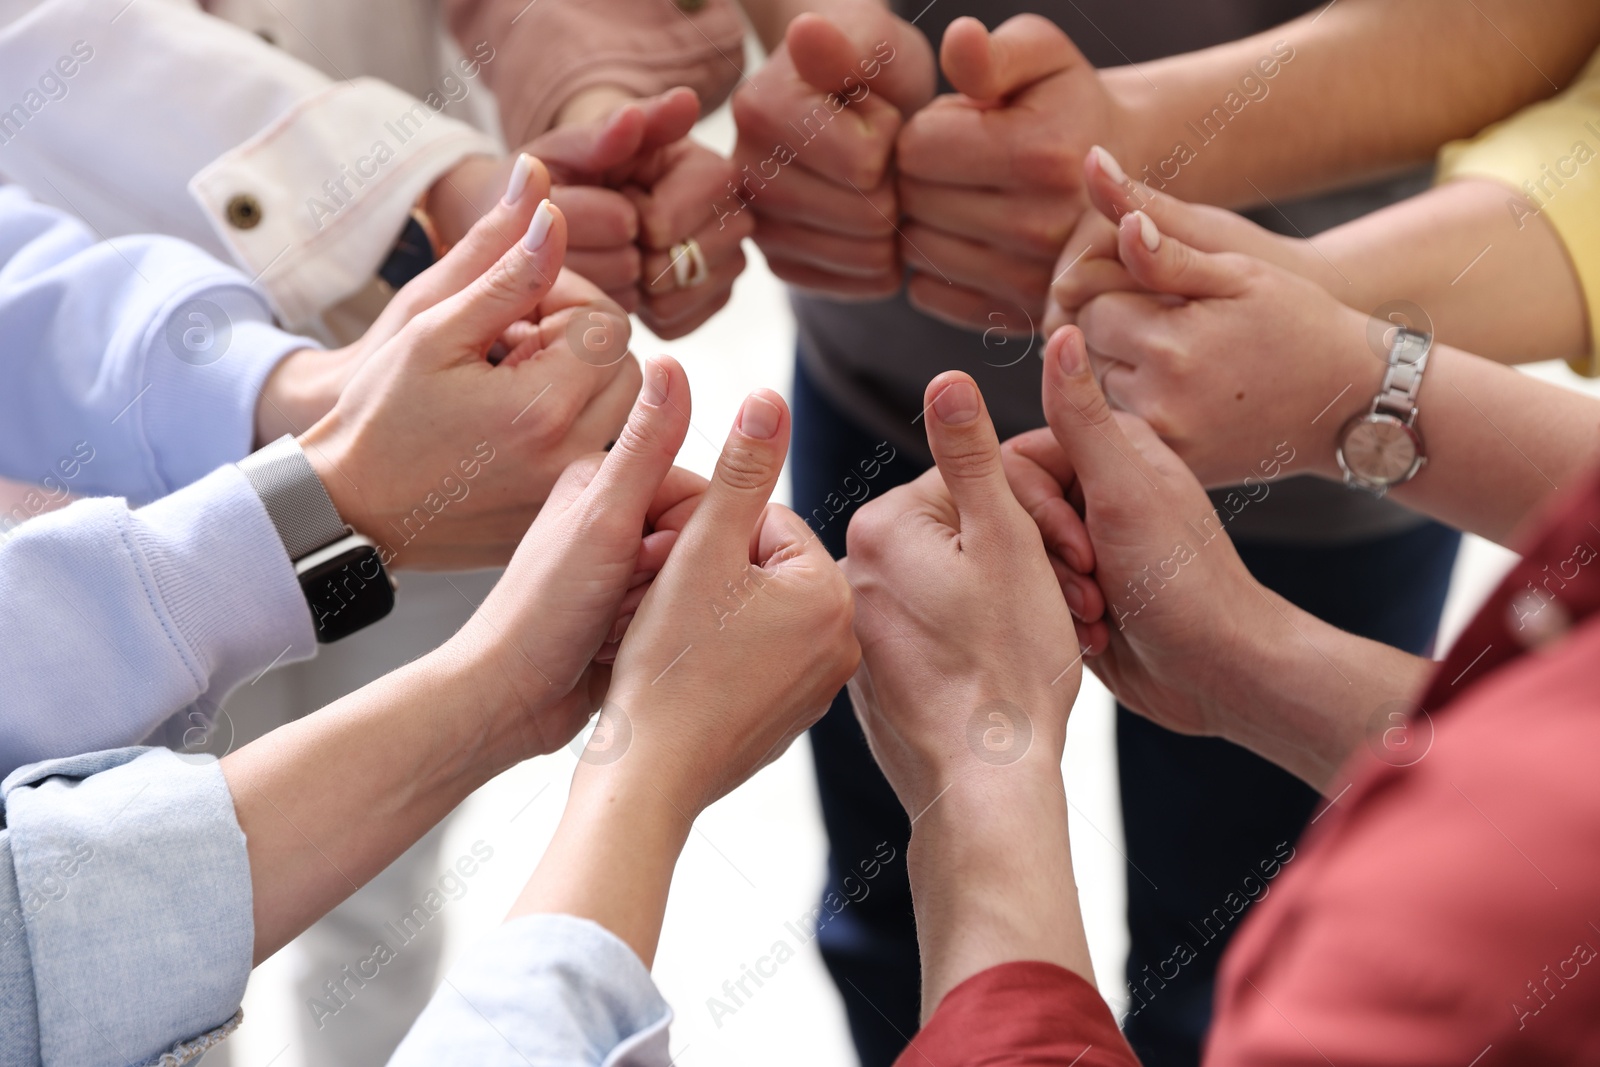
[388,914,673,1066]
[0,747,254,1067]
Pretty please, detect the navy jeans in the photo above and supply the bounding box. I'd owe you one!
[790,358,1462,1067]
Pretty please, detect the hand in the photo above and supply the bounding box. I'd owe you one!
[731,0,935,300]
[539,88,755,338]
[1044,145,1335,334]
[593,388,862,815]
[1071,204,1382,488]
[843,370,1087,818]
[896,15,1117,334]
[438,354,706,762]
[298,182,643,570]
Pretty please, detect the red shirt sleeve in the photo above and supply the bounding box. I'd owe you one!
[895,961,1141,1067]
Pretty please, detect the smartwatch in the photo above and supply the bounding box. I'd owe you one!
[1335,326,1432,497]
[239,435,395,642]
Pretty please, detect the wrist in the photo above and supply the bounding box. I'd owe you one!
[554,85,641,128]
[1309,304,1388,480]
[254,347,348,448]
[426,154,502,248]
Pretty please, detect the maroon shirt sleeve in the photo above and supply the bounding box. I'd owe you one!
[895,962,1141,1066]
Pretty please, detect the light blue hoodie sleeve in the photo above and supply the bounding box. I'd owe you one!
[0,184,317,510]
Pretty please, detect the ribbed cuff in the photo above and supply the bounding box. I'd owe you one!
[131,465,317,702]
[4,747,254,1067]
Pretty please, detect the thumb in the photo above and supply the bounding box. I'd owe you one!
[633,86,701,151]
[940,14,1086,101]
[578,355,693,522]
[922,371,1015,520]
[426,198,568,356]
[528,104,648,179]
[1116,209,1250,301]
[681,389,792,560]
[788,14,872,97]
[1040,325,1146,487]
[787,10,934,115]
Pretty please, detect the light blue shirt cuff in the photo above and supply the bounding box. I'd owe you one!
[1,747,253,1066]
[387,915,673,1067]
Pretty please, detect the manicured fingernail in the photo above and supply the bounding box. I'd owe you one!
[503,153,534,205]
[1091,145,1127,186]
[1054,328,1087,376]
[522,198,555,251]
[643,356,668,406]
[933,380,979,425]
[739,394,781,440]
[1132,210,1161,253]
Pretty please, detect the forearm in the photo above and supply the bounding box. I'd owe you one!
[222,646,521,962]
[1213,589,1434,792]
[1106,0,1600,210]
[506,764,691,968]
[908,769,1093,1021]
[1315,179,1590,364]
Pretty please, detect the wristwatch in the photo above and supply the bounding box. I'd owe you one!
[239,435,395,642]
[1335,326,1432,497]
[377,201,444,291]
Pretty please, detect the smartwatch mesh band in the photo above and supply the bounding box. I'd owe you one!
[238,435,348,560]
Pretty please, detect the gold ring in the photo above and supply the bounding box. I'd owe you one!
[671,237,711,290]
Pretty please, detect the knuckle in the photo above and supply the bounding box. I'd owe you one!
[715,440,775,492]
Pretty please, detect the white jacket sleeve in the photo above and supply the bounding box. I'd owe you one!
[0,465,317,779]
[0,0,497,329]
[0,185,313,506]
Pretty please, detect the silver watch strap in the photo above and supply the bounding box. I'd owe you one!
[1372,327,1432,422]
[238,435,348,560]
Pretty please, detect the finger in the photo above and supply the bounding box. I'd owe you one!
[633,528,678,583]
[900,223,1051,310]
[940,14,1086,102]
[649,466,710,534]
[681,389,792,557]
[1117,210,1251,300]
[531,105,648,180]
[641,271,740,339]
[754,218,899,279]
[754,502,837,573]
[632,86,701,152]
[897,98,1078,190]
[762,254,902,301]
[905,274,1035,335]
[641,216,752,296]
[998,445,1093,573]
[920,371,1015,521]
[631,147,737,249]
[729,148,898,238]
[898,179,1074,259]
[1050,256,1139,321]
[397,153,552,312]
[578,355,692,519]
[565,247,642,293]
[1076,289,1183,373]
[1040,324,1149,486]
[786,10,934,115]
[429,199,569,354]
[553,184,640,247]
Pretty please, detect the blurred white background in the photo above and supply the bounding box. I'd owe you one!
[217,102,1572,1067]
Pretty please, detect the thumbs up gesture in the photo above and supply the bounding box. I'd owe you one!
[730,0,935,300]
[897,15,1120,334]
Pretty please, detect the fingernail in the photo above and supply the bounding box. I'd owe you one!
[503,153,534,205]
[933,380,979,425]
[1054,328,1087,376]
[522,198,555,251]
[1091,145,1128,186]
[1132,210,1161,253]
[1064,580,1086,621]
[739,394,781,440]
[608,614,633,645]
[643,356,668,406]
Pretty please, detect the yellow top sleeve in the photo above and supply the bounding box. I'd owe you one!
[1436,50,1600,376]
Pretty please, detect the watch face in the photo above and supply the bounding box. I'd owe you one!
[299,545,395,642]
[1341,415,1420,486]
